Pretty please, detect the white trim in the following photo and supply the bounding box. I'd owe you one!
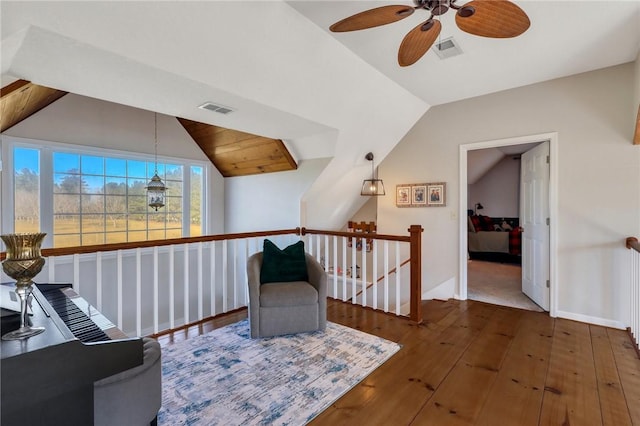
[555,310,626,330]
[459,132,559,317]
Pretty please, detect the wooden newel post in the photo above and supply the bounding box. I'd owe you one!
[408,224,423,324]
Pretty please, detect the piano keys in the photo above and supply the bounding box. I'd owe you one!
[1,283,143,426]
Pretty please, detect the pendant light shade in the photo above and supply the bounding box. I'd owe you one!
[146,113,166,211]
[361,152,385,196]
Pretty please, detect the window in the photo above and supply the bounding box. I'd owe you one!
[8,141,207,248]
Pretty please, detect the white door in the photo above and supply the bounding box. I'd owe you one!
[520,141,550,310]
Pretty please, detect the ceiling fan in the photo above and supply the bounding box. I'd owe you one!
[330,0,530,67]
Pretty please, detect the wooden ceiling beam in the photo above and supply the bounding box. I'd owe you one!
[178,117,297,177]
[1,80,68,133]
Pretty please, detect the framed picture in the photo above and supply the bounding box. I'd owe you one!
[411,185,427,206]
[396,185,411,207]
[427,182,446,206]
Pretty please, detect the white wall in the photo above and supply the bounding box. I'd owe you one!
[379,63,639,327]
[3,94,225,234]
[224,158,330,234]
[468,156,521,218]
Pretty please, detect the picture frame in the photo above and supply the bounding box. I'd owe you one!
[396,182,447,207]
[411,185,427,206]
[396,185,411,207]
[426,182,446,206]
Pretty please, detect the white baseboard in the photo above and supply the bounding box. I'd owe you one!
[555,310,626,330]
[422,277,456,301]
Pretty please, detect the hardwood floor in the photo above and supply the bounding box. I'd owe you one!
[156,299,640,426]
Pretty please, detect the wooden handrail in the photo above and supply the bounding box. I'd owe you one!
[626,237,640,254]
[301,227,410,242]
[353,258,411,299]
[0,228,301,260]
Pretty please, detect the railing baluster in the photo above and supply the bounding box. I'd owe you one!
[342,237,347,302]
[233,239,238,309]
[361,241,367,307]
[351,236,357,304]
[183,243,189,326]
[153,246,159,335]
[117,250,123,330]
[384,241,389,313]
[210,241,216,317]
[96,252,102,312]
[73,254,80,294]
[395,242,401,315]
[48,256,55,282]
[169,245,175,330]
[372,240,378,310]
[136,248,142,337]
[222,240,228,312]
[197,242,203,320]
[332,236,338,298]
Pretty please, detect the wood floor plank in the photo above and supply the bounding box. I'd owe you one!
[156,299,640,426]
[310,302,497,426]
[539,319,602,426]
[590,326,632,425]
[410,306,524,425]
[475,311,554,426]
[606,328,640,424]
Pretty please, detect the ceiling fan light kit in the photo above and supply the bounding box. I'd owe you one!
[330,0,530,67]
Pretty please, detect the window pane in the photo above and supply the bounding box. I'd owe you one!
[82,232,105,245]
[105,215,127,232]
[165,196,181,212]
[128,231,147,242]
[54,215,80,234]
[166,164,182,178]
[81,214,104,231]
[54,194,80,214]
[128,178,146,196]
[55,173,84,194]
[54,234,80,248]
[148,162,165,178]
[105,196,126,213]
[81,155,104,175]
[105,177,126,194]
[106,158,126,177]
[190,166,203,236]
[83,176,104,194]
[14,147,40,233]
[53,152,79,174]
[128,217,146,231]
[127,160,146,178]
[166,180,182,196]
[167,228,182,239]
[128,195,147,214]
[82,194,104,213]
[106,232,127,244]
[148,230,165,240]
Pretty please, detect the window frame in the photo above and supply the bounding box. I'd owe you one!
[2,136,208,248]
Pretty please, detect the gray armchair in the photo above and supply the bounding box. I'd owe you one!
[247,252,327,338]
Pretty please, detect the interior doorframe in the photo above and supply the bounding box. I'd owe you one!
[458,132,559,317]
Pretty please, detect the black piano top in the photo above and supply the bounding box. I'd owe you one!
[0,282,144,426]
[1,283,76,360]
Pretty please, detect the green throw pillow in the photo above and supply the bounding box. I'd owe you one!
[260,239,309,284]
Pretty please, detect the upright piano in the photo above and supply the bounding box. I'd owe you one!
[1,283,143,426]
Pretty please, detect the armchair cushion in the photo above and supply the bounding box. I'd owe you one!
[260,239,308,284]
[260,281,319,307]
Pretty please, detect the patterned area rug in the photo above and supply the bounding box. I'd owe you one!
[159,320,400,425]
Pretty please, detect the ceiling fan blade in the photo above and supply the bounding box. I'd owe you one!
[330,5,415,32]
[398,19,442,67]
[455,0,530,38]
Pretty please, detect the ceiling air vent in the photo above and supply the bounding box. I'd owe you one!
[432,37,463,59]
[198,102,235,115]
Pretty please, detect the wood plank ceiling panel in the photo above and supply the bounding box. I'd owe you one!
[1,80,68,132]
[178,117,297,177]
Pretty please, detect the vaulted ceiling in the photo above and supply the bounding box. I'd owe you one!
[0,80,298,177]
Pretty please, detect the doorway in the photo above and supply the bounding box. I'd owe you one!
[458,133,558,316]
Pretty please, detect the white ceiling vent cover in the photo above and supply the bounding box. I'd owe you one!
[433,37,463,59]
[198,102,235,115]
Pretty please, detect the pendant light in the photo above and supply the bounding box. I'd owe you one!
[361,152,385,196]
[146,112,166,211]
